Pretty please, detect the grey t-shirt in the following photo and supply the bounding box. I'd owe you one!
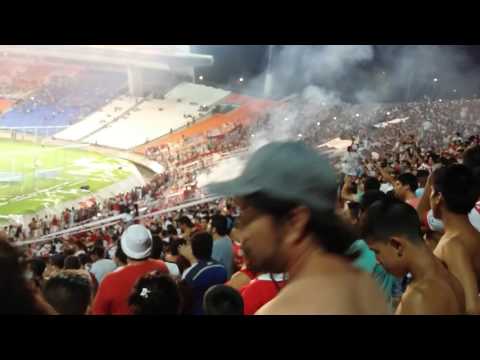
[212,236,233,279]
[90,259,117,284]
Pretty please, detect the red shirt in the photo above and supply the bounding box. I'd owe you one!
[232,241,244,272]
[406,197,420,209]
[92,259,168,315]
[240,273,287,315]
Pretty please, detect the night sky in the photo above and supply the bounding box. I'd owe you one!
[192,45,480,102]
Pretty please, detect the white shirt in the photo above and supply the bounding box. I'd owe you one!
[165,262,180,278]
[427,202,480,233]
[380,183,394,194]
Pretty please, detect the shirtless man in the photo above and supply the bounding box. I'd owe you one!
[362,198,465,314]
[430,164,480,314]
[207,141,389,315]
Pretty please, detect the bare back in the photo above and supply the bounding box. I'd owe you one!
[396,259,465,315]
[434,230,480,314]
[255,255,389,315]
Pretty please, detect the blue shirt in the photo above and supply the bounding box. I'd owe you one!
[346,240,401,307]
[212,236,233,279]
[182,260,227,315]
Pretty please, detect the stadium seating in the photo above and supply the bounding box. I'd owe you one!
[0,70,127,136]
[55,95,139,141]
[83,98,203,149]
[165,82,230,105]
[82,83,230,150]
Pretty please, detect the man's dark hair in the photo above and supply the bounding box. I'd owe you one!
[396,173,418,193]
[211,215,228,236]
[43,272,91,315]
[463,146,480,171]
[363,177,380,192]
[151,235,163,260]
[203,285,244,315]
[242,192,356,257]
[64,256,81,270]
[361,198,423,244]
[432,164,480,215]
[167,224,177,236]
[27,258,46,278]
[128,271,181,315]
[50,253,65,269]
[178,216,193,228]
[78,253,91,267]
[115,243,127,265]
[92,246,105,259]
[416,169,429,180]
[360,190,387,212]
[190,232,213,261]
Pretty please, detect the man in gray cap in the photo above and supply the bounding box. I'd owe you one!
[207,141,389,314]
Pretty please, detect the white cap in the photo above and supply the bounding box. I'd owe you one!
[120,224,152,260]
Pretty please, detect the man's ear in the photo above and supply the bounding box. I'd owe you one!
[282,206,311,246]
[389,237,405,257]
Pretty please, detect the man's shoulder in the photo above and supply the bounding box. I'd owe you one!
[189,261,226,280]
[398,283,438,314]
[435,236,469,259]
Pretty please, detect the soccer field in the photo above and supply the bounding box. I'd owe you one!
[0,139,135,218]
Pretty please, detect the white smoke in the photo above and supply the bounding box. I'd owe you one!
[196,156,247,189]
[201,46,376,189]
[200,45,480,190]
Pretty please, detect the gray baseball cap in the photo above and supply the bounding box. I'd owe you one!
[206,141,338,211]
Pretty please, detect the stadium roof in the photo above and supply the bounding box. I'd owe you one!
[0,45,213,72]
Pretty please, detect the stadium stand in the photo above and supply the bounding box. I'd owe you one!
[55,95,139,141]
[0,70,127,136]
[82,83,230,150]
[164,82,230,105]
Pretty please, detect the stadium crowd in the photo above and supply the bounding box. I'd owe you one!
[2,95,480,315]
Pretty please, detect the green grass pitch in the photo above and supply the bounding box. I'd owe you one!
[0,139,134,219]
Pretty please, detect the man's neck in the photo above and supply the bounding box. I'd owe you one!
[442,211,475,237]
[286,238,330,281]
[212,233,221,240]
[407,244,437,282]
[405,192,416,202]
[127,258,149,265]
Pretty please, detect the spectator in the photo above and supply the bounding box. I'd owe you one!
[92,224,169,315]
[344,190,402,307]
[112,243,128,267]
[203,284,244,315]
[415,170,430,198]
[431,164,480,314]
[179,232,227,315]
[362,198,465,314]
[44,253,65,280]
[420,145,480,233]
[26,257,47,291]
[178,216,194,240]
[0,234,55,314]
[78,253,92,271]
[43,271,92,315]
[90,247,117,284]
[394,173,420,209]
[210,214,234,279]
[64,255,81,270]
[207,141,389,314]
[240,273,287,315]
[226,265,259,291]
[128,271,181,315]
